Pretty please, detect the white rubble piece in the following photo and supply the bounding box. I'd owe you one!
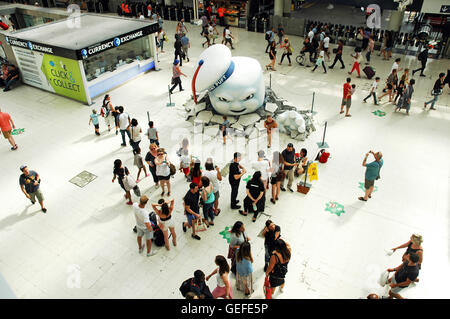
[196,110,214,123]
[237,113,260,127]
[194,102,207,113]
[265,102,278,113]
[230,122,243,131]
[204,125,220,137]
[181,87,316,142]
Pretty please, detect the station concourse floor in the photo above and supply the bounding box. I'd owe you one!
[0,20,449,299]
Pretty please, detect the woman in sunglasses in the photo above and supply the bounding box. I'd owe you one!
[154,148,172,196]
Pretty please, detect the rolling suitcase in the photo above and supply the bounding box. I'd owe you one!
[0,21,9,30]
[363,66,375,79]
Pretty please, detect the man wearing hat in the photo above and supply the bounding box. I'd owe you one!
[281,143,298,192]
[229,152,247,209]
[170,59,187,94]
[19,165,47,213]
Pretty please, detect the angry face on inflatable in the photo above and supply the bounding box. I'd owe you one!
[192,44,265,116]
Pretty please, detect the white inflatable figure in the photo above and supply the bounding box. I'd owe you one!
[192,44,265,116]
[275,110,306,136]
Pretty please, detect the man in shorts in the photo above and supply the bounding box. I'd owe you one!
[182,182,202,240]
[386,253,420,299]
[19,165,47,213]
[340,77,352,117]
[133,195,157,257]
[0,107,18,150]
[359,150,383,201]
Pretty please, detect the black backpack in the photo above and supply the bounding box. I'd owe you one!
[149,212,158,227]
[265,32,270,41]
[153,227,165,246]
[180,278,196,297]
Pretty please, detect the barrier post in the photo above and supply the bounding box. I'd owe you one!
[310,92,317,115]
[316,121,329,148]
[166,85,175,107]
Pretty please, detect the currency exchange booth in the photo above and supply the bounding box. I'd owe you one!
[4,14,159,104]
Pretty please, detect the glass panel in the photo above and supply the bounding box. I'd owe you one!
[82,36,153,82]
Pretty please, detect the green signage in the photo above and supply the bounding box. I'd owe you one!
[41,54,87,103]
[219,226,231,243]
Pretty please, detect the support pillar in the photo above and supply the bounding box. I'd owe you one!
[274,0,283,17]
[283,0,292,17]
[388,10,404,32]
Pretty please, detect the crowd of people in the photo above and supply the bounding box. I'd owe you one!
[3,8,448,300]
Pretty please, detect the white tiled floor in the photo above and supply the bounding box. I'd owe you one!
[0,20,449,299]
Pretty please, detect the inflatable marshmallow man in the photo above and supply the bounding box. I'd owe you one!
[192,44,265,116]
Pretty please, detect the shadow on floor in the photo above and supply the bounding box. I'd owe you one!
[0,205,40,231]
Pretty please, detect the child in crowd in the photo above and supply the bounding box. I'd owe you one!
[221,116,231,144]
[89,109,100,136]
[147,121,159,146]
[363,77,380,105]
[133,147,149,182]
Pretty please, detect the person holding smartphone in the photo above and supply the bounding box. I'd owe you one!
[359,150,383,202]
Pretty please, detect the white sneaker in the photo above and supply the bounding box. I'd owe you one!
[147,250,158,257]
[139,244,145,254]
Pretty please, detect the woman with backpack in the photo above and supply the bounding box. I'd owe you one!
[261,220,281,271]
[201,176,215,226]
[112,159,133,205]
[265,238,291,295]
[102,94,117,133]
[278,37,292,66]
[152,198,176,250]
[235,241,254,296]
[206,255,233,299]
[154,148,172,196]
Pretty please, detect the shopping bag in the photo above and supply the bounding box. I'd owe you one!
[264,277,272,299]
[195,218,208,232]
[122,175,137,192]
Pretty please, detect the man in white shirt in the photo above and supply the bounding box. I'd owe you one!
[117,106,131,146]
[203,158,223,215]
[133,196,157,257]
[307,27,314,43]
[323,33,330,61]
[252,150,271,190]
[363,77,380,105]
[390,58,402,74]
[223,26,234,49]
